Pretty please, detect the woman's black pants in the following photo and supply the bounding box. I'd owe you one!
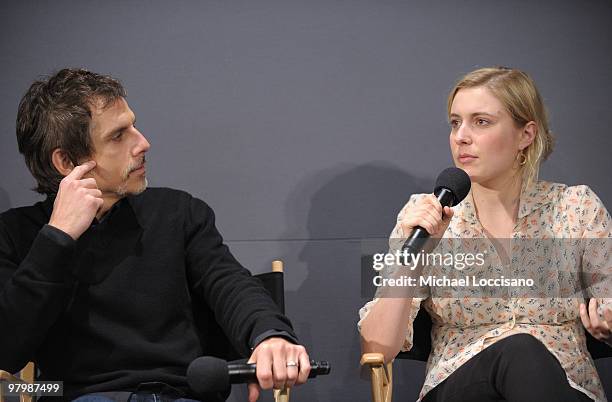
[421,333,594,402]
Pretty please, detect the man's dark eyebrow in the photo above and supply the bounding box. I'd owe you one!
[103,116,136,139]
[103,124,129,139]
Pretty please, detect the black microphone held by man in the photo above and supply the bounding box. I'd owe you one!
[187,356,331,396]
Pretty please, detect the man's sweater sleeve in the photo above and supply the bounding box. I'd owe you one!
[183,195,297,357]
[0,221,76,373]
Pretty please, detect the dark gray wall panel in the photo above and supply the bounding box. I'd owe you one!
[1,1,610,400]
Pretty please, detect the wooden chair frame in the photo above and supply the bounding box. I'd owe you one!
[360,353,392,402]
[0,362,34,402]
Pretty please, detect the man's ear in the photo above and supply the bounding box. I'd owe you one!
[51,148,74,176]
[519,121,537,151]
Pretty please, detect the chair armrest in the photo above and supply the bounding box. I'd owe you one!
[0,370,22,382]
[360,353,386,366]
[360,353,393,402]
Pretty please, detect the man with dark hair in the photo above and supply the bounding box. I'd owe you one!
[0,68,310,402]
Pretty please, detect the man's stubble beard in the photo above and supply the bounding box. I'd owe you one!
[116,176,148,197]
[115,158,148,197]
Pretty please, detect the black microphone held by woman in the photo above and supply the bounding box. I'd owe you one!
[401,167,471,254]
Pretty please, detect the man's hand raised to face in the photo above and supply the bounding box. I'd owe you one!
[48,160,103,240]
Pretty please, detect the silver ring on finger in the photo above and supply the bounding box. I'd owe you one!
[286,361,298,368]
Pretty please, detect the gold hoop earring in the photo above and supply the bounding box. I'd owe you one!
[518,150,527,166]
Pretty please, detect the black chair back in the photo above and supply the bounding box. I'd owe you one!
[396,307,432,362]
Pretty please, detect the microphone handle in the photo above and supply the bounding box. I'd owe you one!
[401,187,455,254]
[228,360,331,384]
[227,362,256,384]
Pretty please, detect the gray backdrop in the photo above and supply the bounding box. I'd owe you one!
[1,1,610,401]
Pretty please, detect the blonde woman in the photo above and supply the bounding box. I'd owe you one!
[359,67,611,402]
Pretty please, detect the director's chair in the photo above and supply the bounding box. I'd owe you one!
[360,307,612,402]
[1,260,292,402]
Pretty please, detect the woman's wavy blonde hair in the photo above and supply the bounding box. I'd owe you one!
[447,67,554,188]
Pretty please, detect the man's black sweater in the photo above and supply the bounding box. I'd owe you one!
[0,188,296,400]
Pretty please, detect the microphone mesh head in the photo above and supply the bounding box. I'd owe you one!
[434,167,471,204]
[187,356,229,396]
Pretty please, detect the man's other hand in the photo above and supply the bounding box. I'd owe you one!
[48,160,103,240]
[246,337,311,402]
